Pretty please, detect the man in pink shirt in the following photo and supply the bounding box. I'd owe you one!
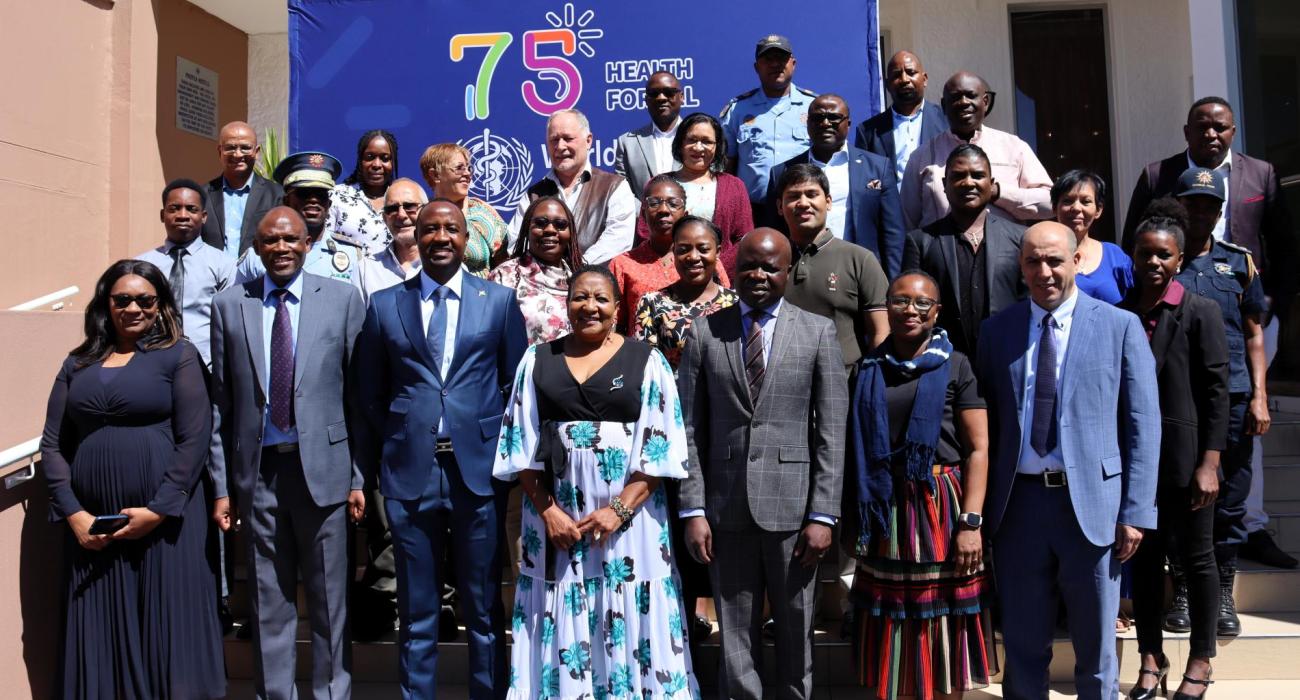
[900,72,1053,230]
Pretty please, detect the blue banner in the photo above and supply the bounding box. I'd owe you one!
[290,0,881,214]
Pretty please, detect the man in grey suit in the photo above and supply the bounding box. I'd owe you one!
[210,206,367,699]
[678,228,848,700]
[614,70,684,199]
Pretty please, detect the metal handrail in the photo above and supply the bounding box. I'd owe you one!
[0,437,41,490]
[9,286,79,311]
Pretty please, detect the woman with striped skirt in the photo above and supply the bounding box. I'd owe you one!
[845,271,996,700]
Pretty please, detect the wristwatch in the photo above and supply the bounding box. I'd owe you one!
[957,512,983,529]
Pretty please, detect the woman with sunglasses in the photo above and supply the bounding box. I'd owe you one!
[40,260,225,699]
[489,196,584,345]
[846,270,995,700]
[639,113,752,279]
[420,143,510,276]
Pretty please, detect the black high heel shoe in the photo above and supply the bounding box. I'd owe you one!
[1172,667,1214,700]
[1128,654,1170,700]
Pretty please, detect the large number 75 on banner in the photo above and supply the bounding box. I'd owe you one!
[449,4,602,120]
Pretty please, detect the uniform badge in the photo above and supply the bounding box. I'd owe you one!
[1196,170,1215,186]
[333,251,350,272]
[308,154,325,168]
[867,179,882,190]
[827,272,839,292]
[1214,262,1233,276]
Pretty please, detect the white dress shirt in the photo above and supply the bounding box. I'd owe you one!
[508,166,639,264]
[808,144,850,240]
[1016,288,1078,474]
[261,271,303,447]
[651,118,680,176]
[421,268,463,436]
[1187,149,1232,242]
[891,107,924,190]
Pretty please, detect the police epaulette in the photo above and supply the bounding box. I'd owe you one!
[236,248,250,264]
[331,236,363,249]
[1217,239,1251,257]
[796,86,819,98]
[720,88,760,119]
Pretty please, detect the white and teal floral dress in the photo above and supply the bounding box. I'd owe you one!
[494,338,700,700]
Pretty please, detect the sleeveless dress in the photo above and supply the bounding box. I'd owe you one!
[494,339,700,700]
[40,341,225,699]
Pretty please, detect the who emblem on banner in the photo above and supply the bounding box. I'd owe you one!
[459,128,534,211]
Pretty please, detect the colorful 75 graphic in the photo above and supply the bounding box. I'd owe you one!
[448,28,583,120]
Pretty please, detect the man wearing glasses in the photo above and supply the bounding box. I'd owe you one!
[763,94,905,278]
[358,178,428,304]
[201,121,284,258]
[614,71,685,200]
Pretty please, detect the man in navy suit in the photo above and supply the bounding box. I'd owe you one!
[353,199,527,699]
[853,51,949,192]
[976,222,1160,699]
[764,93,905,278]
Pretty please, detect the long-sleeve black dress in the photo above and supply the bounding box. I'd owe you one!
[40,341,225,699]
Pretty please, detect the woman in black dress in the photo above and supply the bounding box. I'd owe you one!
[40,260,225,699]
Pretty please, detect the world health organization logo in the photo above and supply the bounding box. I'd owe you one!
[459,128,534,210]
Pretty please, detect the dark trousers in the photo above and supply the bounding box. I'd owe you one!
[1132,487,1218,658]
[1215,394,1255,550]
[385,450,507,700]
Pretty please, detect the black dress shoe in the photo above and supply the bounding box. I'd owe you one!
[691,615,713,642]
[1164,564,1191,634]
[439,604,460,642]
[218,595,235,636]
[1241,530,1299,569]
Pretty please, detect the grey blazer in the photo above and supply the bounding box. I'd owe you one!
[677,302,848,532]
[209,272,366,506]
[613,123,680,200]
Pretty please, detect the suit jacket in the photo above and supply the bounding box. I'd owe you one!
[763,145,906,278]
[209,272,365,507]
[614,123,680,200]
[202,173,285,255]
[678,302,848,532]
[1120,288,1230,489]
[902,215,1027,355]
[853,101,949,165]
[353,273,527,501]
[1121,151,1296,299]
[976,292,1161,546]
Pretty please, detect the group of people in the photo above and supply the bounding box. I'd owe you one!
[38,31,1297,700]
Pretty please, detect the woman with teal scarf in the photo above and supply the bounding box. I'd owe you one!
[846,271,995,700]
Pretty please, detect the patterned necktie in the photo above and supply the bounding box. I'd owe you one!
[269,288,294,432]
[426,285,449,378]
[1030,314,1058,457]
[168,246,187,325]
[744,309,766,403]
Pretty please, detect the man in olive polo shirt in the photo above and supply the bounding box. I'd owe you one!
[780,162,890,372]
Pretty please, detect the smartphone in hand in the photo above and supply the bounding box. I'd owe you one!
[89,514,129,535]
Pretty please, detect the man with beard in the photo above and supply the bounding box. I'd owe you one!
[854,51,950,192]
[900,72,1052,230]
[615,71,685,200]
[236,152,364,289]
[202,121,284,258]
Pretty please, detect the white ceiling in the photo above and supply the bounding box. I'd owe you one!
[189,0,287,35]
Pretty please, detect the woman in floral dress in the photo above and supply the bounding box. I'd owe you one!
[494,266,700,700]
[489,196,584,346]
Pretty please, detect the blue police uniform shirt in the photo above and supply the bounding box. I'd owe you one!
[1175,239,1266,394]
[234,233,363,290]
[721,83,818,203]
[221,177,252,258]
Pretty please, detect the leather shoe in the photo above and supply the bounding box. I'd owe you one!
[1241,530,1298,569]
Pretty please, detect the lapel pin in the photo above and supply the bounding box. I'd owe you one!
[610,375,624,391]
[477,290,487,296]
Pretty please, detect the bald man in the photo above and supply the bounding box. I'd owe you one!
[209,206,366,699]
[678,229,848,699]
[202,121,285,257]
[900,72,1052,230]
[975,222,1159,700]
[854,50,950,190]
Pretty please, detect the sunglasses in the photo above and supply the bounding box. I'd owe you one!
[647,88,681,99]
[531,216,571,231]
[809,112,847,126]
[383,202,422,216]
[886,295,937,313]
[111,294,159,310]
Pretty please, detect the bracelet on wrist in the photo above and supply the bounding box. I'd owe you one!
[610,496,635,526]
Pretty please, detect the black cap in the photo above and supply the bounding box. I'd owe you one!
[755,34,793,58]
[1175,167,1225,201]
[272,151,343,190]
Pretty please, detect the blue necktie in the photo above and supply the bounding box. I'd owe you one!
[426,286,449,378]
[1030,314,1058,457]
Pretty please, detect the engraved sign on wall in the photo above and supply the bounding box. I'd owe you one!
[176,57,219,140]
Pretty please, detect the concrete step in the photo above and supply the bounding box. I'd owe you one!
[1264,511,1300,556]
[1236,562,1300,613]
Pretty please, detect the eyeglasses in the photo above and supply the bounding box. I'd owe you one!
[383,202,423,215]
[887,295,937,313]
[647,88,681,99]
[220,144,256,154]
[442,163,470,175]
[531,216,571,231]
[111,294,159,310]
[809,112,847,126]
[645,197,685,211]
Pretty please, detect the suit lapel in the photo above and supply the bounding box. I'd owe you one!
[758,306,795,410]
[1007,303,1030,427]
[293,275,320,390]
[719,306,752,413]
[880,121,897,160]
[446,275,484,382]
[1060,294,1096,402]
[241,176,268,250]
[210,179,227,234]
[397,278,439,373]
[1228,160,1243,243]
[939,234,961,315]
[1148,306,1176,375]
[240,279,267,398]
[635,129,655,180]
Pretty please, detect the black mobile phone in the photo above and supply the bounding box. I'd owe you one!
[89,514,129,535]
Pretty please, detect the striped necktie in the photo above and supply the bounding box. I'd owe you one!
[744,309,766,403]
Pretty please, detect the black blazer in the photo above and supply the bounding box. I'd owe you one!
[902,214,1026,355]
[201,173,285,255]
[853,101,949,165]
[1120,288,1230,489]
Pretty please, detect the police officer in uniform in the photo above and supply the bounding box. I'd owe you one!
[235,151,363,290]
[720,34,818,214]
[1170,167,1270,638]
